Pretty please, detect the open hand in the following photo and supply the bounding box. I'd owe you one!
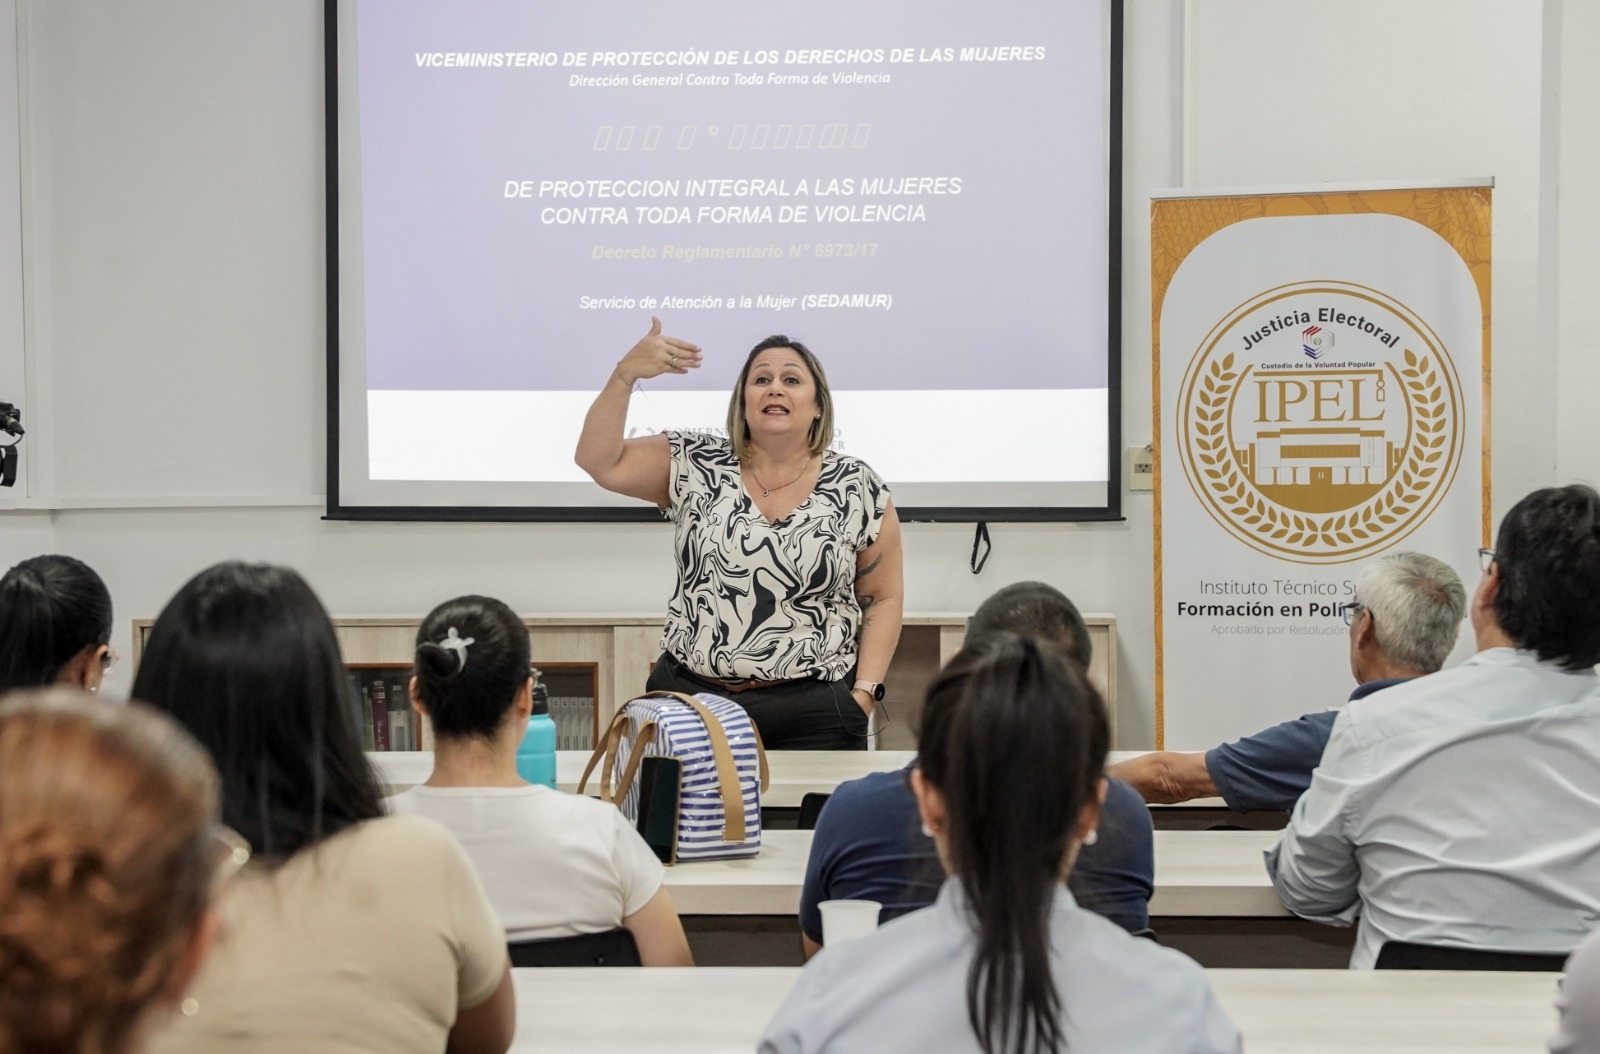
[617,317,702,384]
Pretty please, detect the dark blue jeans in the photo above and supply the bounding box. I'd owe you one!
[645,653,869,751]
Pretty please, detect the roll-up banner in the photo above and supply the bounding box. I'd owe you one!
[1152,181,1491,748]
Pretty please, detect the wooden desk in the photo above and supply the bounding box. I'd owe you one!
[659,829,1285,918]
[509,967,1560,1053]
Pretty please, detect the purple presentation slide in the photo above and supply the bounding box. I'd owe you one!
[354,0,1108,395]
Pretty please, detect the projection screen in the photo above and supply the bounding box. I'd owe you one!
[327,0,1123,521]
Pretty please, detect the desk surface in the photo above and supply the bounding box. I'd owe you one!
[660,828,1286,918]
[510,967,1559,1053]
[370,749,1230,809]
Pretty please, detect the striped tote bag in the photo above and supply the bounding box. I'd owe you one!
[577,691,769,862]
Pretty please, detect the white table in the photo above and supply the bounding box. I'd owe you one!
[370,749,1233,810]
[659,829,1286,918]
[510,967,1560,1053]
[370,749,918,808]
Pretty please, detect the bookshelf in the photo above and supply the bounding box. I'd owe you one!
[348,664,425,751]
[132,614,1119,750]
[533,662,600,752]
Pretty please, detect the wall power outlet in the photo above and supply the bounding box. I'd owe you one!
[1128,445,1154,491]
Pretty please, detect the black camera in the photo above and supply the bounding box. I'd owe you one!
[0,402,19,487]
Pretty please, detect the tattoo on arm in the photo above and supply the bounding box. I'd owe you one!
[857,554,883,626]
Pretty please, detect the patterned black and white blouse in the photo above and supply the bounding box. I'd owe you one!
[659,431,890,683]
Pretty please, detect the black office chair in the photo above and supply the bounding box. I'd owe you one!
[1374,940,1569,972]
[797,792,832,831]
[507,927,642,968]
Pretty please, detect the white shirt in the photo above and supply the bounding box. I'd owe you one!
[389,785,664,942]
[1266,648,1600,968]
[760,879,1240,1054]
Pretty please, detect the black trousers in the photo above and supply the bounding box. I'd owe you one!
[645,653,869,751]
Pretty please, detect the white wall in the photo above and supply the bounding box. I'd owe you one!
[4,1,1594,748]
[1555,0,1600,486]
[16,0,324,502]
[0,0,24,497]
[1185,0,1546,505]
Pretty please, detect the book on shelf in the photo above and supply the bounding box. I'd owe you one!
[549,695,595,752]
[369,679,390,751]
[352,666,579,753]
[350,668,422,753]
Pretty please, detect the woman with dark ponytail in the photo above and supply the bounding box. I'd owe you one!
[0,555,113,694]
[761,635,1240,1054]
[391,595,692,966]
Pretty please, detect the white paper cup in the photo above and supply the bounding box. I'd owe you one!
[819,899,882,946]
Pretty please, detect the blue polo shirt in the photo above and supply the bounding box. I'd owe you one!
[798,768,1155,943]
[1202,678,1411,813]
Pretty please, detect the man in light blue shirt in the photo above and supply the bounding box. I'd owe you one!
[1267,484,1600,968]
[1111,552,1464,812]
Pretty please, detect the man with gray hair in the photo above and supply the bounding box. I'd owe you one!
[1110,551,1466,812]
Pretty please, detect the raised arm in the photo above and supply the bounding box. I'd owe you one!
[851,500,904,714]
[1107,751,1219,805]
[574,317,702,504]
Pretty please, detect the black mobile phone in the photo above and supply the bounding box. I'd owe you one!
[636,756,682,864]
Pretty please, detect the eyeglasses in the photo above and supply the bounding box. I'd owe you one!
[99,647,120,674]
[212,825,251,890]
[1479,548,1496,574]
[1341,602,1366,626]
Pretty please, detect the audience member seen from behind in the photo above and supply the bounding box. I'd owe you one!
[132,563,515,1054]
[0,689,234,1054]
[390,594,693,966]
[0,555,114,694]
[762,635,1240,1054]
[1552,926,1600,1053]
[1112,552,1465,812]
[1270,485,1600,968]
[798,581,1153,958]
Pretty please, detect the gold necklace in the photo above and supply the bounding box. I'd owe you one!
[747,454,814,497]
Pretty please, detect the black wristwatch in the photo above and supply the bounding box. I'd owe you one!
[852,680,886,702]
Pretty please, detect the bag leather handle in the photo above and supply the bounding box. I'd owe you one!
[667,692,748,843]
[577,709,631,798]
[605,722,658,806]
[578,710,658,805]
[580,691,769,843]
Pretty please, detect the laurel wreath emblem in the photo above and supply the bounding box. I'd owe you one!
[1190,349,1448,552]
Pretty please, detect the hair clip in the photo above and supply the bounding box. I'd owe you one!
[439,627,475,671]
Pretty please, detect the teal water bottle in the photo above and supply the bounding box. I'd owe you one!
[516,676,558,789]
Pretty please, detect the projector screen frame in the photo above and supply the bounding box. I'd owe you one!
[323,0,1124,525]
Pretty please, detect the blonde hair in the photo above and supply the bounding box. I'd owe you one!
[0,688,219,1054]
[725,336,835,460]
